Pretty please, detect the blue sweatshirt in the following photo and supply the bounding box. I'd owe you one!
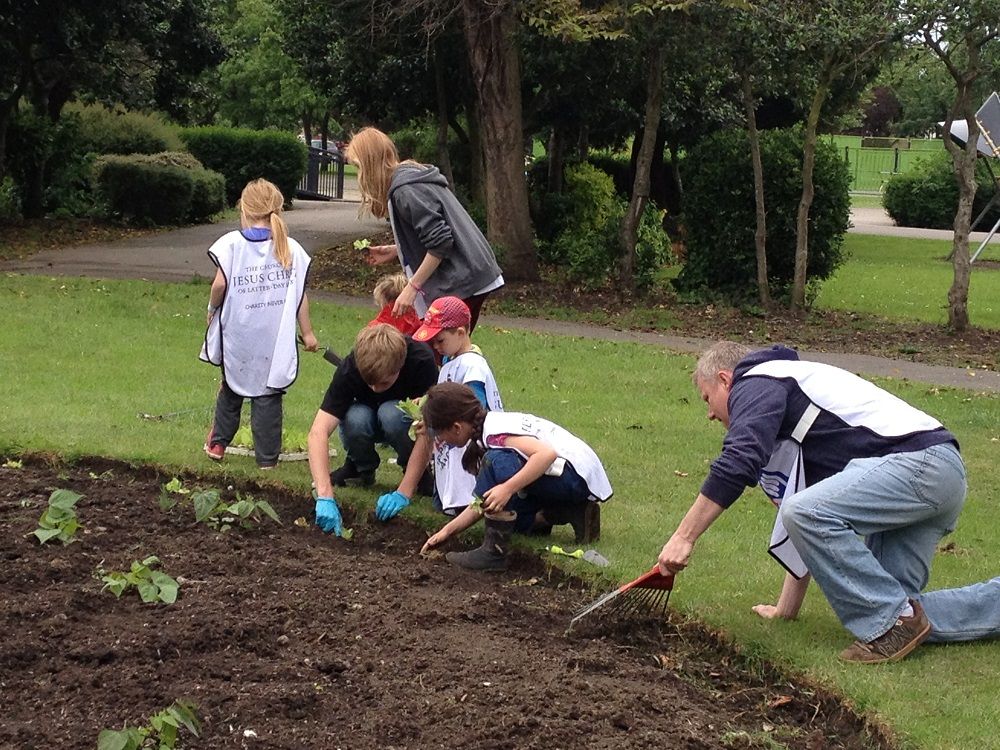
[700,345,957,508]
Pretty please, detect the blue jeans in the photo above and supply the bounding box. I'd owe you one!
[473,449,590,534]
[778,443,997,643]
[339,401,414,473]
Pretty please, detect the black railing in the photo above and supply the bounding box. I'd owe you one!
[296,146,345,201]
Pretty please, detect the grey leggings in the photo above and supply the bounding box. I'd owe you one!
[209,380,283,466]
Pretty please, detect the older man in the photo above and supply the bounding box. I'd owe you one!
[658,341,1000,663]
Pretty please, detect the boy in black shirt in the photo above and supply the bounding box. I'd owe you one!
[308,324,437,534]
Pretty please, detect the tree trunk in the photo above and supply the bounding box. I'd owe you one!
[791,71,830,310]
[547,127,565,193]
[433,42,456,191]
[742,72,771,309]
[942,82,978,331]
[302,115,312,146]
[619,44,663,291]
[461,0,536,281]
[465,102,486,206]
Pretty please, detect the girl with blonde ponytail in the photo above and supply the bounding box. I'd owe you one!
[418,382,613,572]
[200,179,319,469]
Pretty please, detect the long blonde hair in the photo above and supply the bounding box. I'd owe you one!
[239,178,292,269]
[346,127,400,220]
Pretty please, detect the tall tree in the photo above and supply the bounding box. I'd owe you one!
[910,1,1000,331]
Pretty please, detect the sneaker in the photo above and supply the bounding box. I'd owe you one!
[330,459,375,487]
[203,429,225,461]
[839,600,931,664]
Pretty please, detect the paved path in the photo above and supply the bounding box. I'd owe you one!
[850,206,1000,253]
[5,201,1000,393]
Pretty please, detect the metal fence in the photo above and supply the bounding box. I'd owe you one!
[829,136,942,194]
[296,146,345,201]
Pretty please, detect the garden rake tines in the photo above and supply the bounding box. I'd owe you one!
[569,565,675,630]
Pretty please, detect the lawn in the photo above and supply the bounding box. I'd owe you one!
[2,274,999,749]
[817,233,1000,330]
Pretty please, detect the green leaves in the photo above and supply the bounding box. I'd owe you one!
[396,395,427,440]
[32,488,83,544]
[100,556,180,604]
[353,238,371,251]
[97,700,199,750]
[192,488,281,530]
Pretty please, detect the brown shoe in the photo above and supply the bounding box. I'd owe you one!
[839,600,931,664]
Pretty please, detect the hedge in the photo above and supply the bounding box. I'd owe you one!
[675,127,851,303]
[883,150,1000,230]
[179,127,307,206]
[92,153,225,225]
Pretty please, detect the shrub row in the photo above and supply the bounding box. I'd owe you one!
[93,153,225,225]
[883,151,1000,230]
[179,127,307,206]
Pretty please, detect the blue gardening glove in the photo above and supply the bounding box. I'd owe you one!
[375,490,410,521]
[315,497,343,535]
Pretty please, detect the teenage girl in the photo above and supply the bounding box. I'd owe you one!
[346,127,503,329]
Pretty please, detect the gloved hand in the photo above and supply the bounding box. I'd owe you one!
[375,490,410,521]
[315,497,343,535]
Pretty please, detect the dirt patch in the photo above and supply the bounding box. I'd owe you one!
[308,238,1000,372]
[0,457,893,749]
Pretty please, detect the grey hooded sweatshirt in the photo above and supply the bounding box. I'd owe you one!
[387,164,503,303]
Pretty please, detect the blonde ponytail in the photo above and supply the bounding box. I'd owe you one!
[239,178,292,269]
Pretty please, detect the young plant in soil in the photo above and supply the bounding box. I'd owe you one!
[158,477,190,511]
[97,699,200,750]
[98,556,180,604]
[32,488,83,544]
[396,395,427,440]
[192,488,281,531]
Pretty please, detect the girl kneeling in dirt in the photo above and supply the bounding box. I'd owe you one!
[419,382,612,571]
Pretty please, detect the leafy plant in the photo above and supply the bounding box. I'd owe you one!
[159,477,190,511]
[97,699,200,750]
[32,488,83,544]
[353,238,371,251]
[192,488,281,530]
[99,556,180,604]
[396,395,427,440]
[231,426,309,453]
[3,458,23,469]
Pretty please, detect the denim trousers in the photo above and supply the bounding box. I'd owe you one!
[473,449,590,534]
[339,401,414,473]
[778,442,992,643]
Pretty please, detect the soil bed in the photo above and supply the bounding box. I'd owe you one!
[1,458,892,749]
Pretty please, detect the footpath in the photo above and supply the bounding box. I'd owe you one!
[4,198,1000,393]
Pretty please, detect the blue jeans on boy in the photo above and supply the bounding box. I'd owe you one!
[473,449,589,534]
[339,401,414,474]
[780,442,1000,644]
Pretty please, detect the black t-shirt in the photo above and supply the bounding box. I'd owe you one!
[319,339,438,420]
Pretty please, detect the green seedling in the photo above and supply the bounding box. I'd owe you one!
[353,238,371,251]
[3,458,23,469]
[469,496,485,515]
[159,477,190,511]
[232,426,309,453]
[396,395,427,440]
[97,699,200,750]
[99,556,179,604]
[32,488,83,544]
[341,527,354,541]
[192,488,281,531]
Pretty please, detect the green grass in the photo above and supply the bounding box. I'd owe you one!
[817,233,1000,330]
[2,274,1000,748]
[850,193,885,210]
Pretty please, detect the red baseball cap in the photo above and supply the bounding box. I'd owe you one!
[413,296,471,341]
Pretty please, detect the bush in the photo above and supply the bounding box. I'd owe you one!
[883,151,1000,230]
[540,162,671,289]
[92,153,225,225]
[65,102,183,156]
[179,127,307,206]
[675,127,851,303]
[0,177,22,223]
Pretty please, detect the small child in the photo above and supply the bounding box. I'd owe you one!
[417,382,613,571]
[201,179,318,469]
[367,273,422,336]
[374,296,503,522]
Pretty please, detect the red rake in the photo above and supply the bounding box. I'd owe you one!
[569,565,675,630]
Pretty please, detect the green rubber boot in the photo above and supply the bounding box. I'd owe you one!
[446,510,516,571]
